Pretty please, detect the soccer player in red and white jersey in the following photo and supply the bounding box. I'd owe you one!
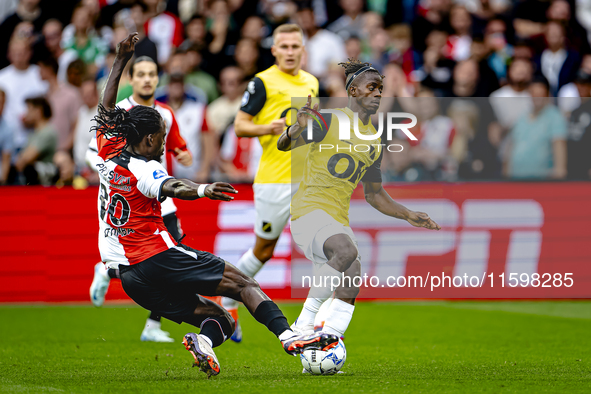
[89,33,338,377]
[88,56,192,343]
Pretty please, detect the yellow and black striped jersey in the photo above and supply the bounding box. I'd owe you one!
[240,65,319,184]
[291,107,383,226]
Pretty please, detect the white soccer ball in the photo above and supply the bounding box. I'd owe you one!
[300,338,346,375]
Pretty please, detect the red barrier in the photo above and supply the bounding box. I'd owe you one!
[0,183,590,302]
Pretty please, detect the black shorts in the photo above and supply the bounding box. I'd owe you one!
[119,244,226,324]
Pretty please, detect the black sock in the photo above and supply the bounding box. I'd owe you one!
[149,311,161,322]
[200,317,234,347]
[107,268,119,279]
[253,301,291,338]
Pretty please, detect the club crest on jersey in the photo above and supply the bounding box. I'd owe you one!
[241,91,250,106]
[153,169,167,179]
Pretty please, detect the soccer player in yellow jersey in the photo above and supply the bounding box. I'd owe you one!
[277,59,441,341]
[221,24,320,341]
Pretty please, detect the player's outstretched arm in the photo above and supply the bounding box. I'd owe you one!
[277,95,317,151]
[100,32,138,109]
[362,181,441,230]
[161,179,238,201]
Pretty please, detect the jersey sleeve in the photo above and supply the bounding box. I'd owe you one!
[240,77,266,116]
[361,143,384,183]
[134,160,174,202]
[85,135,101,171]
[301,112,332,144]
[166,112,188,153]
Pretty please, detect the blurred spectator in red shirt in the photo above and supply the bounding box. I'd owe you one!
[38,56,81,153]
[143,0,184,64]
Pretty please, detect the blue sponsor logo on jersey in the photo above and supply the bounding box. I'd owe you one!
[153,169,167,179]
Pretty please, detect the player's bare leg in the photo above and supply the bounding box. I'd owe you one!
[293,234,358,334]
[221,235,279,342]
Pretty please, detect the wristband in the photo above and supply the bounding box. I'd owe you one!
[197,183,209,198]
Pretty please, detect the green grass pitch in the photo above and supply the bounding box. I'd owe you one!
[1,301,590,393]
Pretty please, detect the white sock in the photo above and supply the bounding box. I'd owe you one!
[144,318,161,330]
[314,298,333,328]
[278,330,296,341]
[322,299,355,337]
[295,264,340,330]
[98,264,110,280]
[295,298,325,331]
[222,248,264,310]
[200,334,213,348]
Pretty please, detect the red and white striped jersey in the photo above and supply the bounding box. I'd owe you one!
[95,141,175,268]
[87,96,190,217]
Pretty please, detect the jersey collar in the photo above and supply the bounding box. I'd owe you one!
[127,96,155,108]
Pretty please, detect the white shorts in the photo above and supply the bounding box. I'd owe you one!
[253,183,291,240]
[291,209,358,266]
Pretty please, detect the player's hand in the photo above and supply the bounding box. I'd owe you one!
[174,148,193,167]
[116,32,139,61]
[269,118,286,135]
[204,182,238,201]
[407,211,441,230]
[297,94,319,128]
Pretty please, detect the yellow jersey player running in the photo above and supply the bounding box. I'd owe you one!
[222,24,319,342]
[277,59,441,347]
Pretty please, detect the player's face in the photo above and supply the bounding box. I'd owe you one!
[272,32,304,74]
[147,123,166,162]
[352,74,383,114]
[131,61,158,98]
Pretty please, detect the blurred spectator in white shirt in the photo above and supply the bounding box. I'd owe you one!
[328,0,365,40]
[164,74,214,183]
[558,54,591,115]
[490,58,534,129]
[207,66,244,137]
[297,6,346,80]
[0,38,48,151]
[73,79,98,175]
[0,89,15,185]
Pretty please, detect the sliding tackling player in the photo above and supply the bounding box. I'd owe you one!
[88,55,192,343]
[91,33,338,378]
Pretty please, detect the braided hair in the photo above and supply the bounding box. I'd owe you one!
[338,58,384,92]
[91,104,164,159]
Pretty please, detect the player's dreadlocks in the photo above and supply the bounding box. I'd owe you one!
[91,104,163,159]
[338,58,384,93]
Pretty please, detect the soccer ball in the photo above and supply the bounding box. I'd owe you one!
[300,338,346,375]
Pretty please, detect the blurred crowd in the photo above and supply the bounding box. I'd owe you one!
[1,0,591,186]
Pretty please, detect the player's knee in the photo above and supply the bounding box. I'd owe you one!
[332,244,359,273]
